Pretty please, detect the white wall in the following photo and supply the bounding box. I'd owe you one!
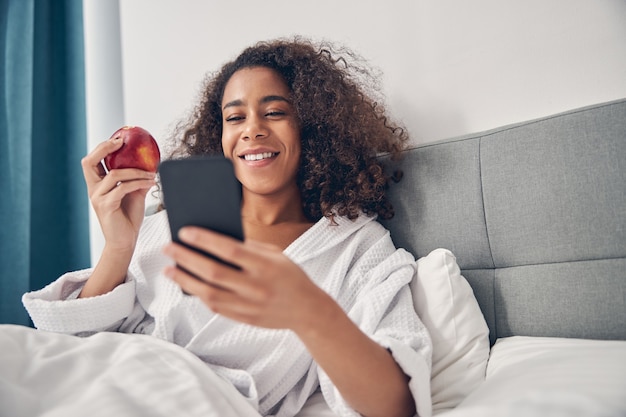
[83,0,125,266]
[84,0,626,264]
[117,0,423,151]
[411,1,626,141]
[115,0,626,146]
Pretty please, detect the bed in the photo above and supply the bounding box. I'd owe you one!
[1,98,625,416]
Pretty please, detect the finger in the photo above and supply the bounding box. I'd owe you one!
[82,138,124,185]
[177,227,271,268]
[163,265,264,322]
[89,168,156,198]
[90,179,156,213]
[109,178,156,196]
[163,241,284,309]
[91,169,156,196]
[95,161,107,178]
[102,168,156,189]
[164,264,221,295]
[162,242,242,289]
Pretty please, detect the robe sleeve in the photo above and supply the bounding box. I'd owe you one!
[20,212,172,336]
[22,268,144,335]
[317,248,433,417]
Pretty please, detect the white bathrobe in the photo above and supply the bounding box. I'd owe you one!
[23,210,432,417]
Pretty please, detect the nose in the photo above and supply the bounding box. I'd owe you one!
[242,114,268,141]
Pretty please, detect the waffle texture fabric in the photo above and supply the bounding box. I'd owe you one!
[23,210,432,417]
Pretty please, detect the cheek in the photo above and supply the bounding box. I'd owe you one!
[287,123,302,152]
[291,136,302,159]
[221,131,236,158]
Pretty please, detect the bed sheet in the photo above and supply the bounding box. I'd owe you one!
[436,336,626,417]
[0,325,261,417]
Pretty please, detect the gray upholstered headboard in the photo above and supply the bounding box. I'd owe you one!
[381,99,626,345]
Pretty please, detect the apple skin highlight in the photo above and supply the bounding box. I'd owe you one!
[104,126,161,173]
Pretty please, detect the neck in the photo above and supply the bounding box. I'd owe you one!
[241,188,309,226]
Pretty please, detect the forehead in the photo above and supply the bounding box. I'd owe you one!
[222,67,291,103]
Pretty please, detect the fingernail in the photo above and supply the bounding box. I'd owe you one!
[179,227,195,242]
[163,266,175,278]
[162,244,174,256]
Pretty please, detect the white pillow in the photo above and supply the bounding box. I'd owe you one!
[412,248,490,414]
[440,336,626,417]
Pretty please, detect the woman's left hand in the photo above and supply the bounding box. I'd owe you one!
[162,227,329,330]
[163,227,417,417]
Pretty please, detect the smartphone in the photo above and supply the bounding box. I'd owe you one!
[158,156,244,268]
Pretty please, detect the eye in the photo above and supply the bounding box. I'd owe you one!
[225,114,244,123]
[265,110,286,118]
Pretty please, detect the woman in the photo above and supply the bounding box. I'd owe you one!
[23,38,432,417]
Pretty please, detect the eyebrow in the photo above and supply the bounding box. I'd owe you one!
[222,95,291,111]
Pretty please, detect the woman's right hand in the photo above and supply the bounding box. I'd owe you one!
[81,136,157,254]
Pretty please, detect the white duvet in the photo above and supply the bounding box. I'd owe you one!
[4,327,625,417]
[0,325,261,417]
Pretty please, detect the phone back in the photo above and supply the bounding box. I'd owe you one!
[159,156,244,245]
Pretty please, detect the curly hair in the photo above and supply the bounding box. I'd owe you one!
[169,37,408,221]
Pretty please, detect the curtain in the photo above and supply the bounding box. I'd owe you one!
[0,0,90,325]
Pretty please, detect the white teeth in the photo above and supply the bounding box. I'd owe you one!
[244,152,276,161]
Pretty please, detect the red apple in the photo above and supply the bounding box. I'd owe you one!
[104,126,161,173]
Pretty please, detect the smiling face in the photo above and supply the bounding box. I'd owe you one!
[221,67,302,200]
